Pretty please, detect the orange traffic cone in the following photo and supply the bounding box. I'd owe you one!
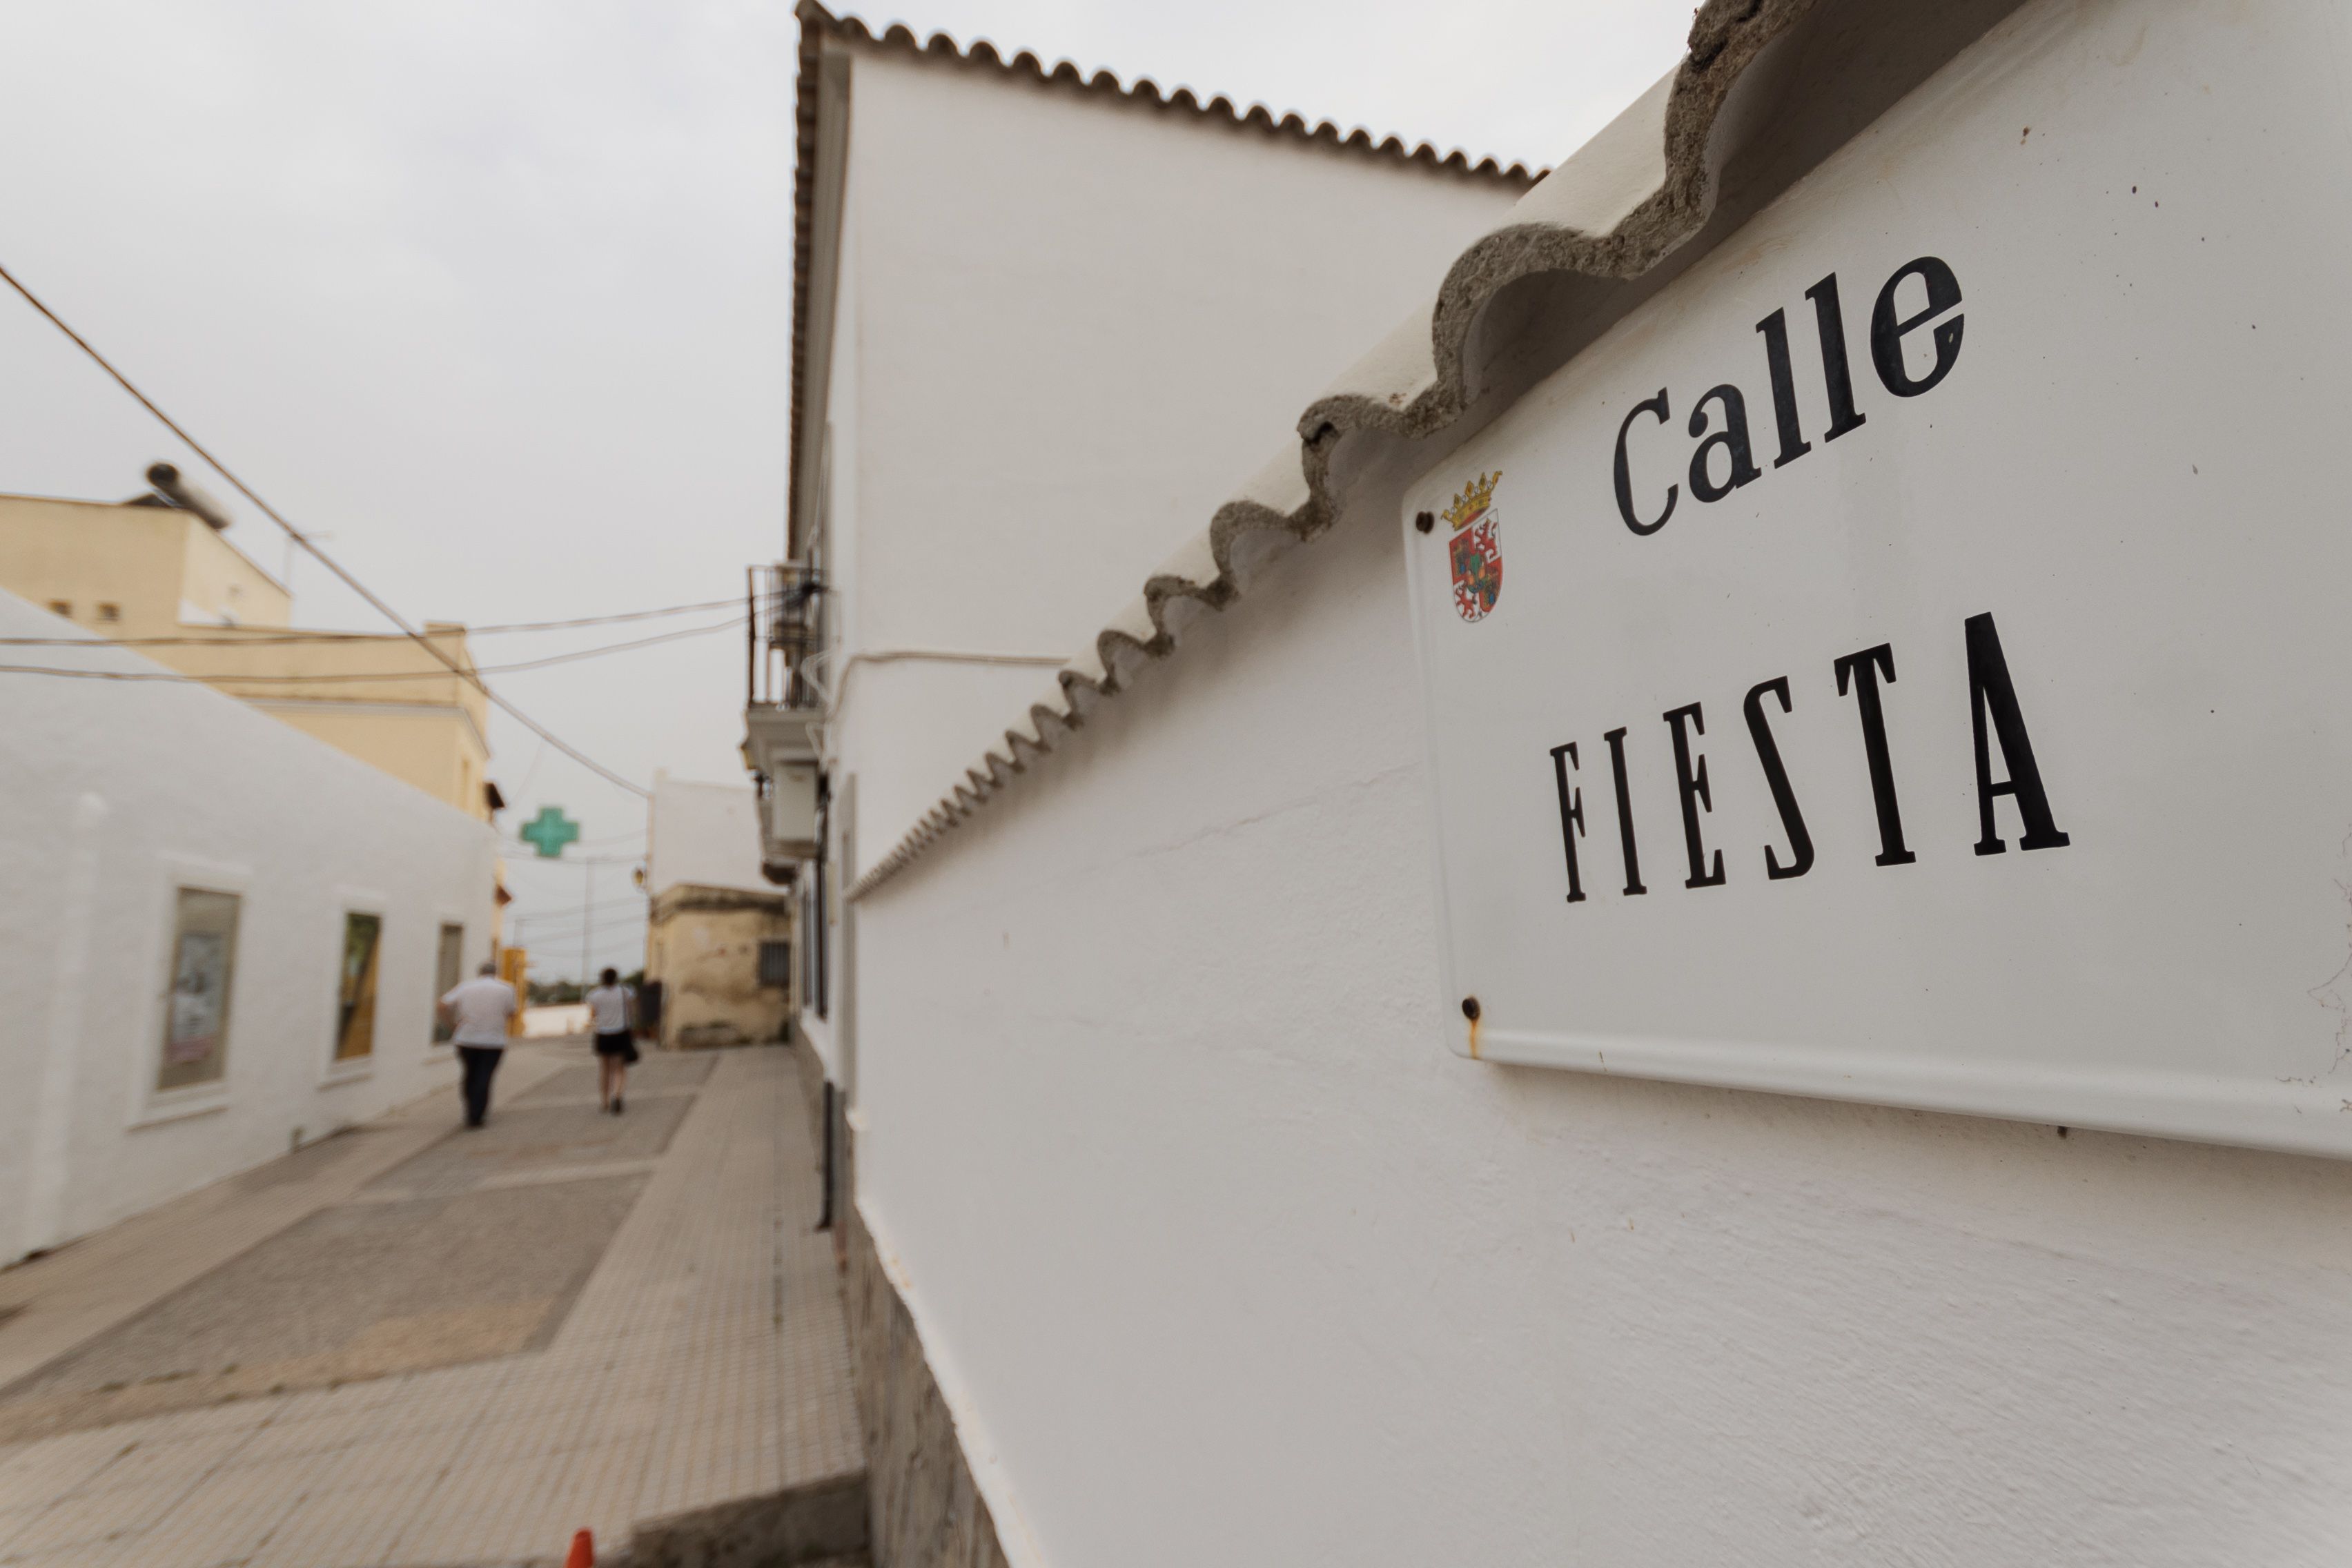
[564,1528,594,1568]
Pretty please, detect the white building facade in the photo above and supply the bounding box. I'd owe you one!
[765,7,1536,1098]
[0,589,498,1266]
[646,772,773,900]
[770,0,2352,1564]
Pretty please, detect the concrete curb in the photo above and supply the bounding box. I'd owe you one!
[614,1472,870,1568]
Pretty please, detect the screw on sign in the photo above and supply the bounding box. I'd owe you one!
[520,805,581,859]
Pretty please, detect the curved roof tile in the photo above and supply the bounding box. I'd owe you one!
[812,8,1545,182]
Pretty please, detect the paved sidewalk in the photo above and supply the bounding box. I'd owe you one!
[0,1041,861,1567]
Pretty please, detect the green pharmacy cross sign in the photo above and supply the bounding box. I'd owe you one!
[519,805,581,859]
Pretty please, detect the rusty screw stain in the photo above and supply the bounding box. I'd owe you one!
[1460,997,1481,1020]
[1415,510,1435,533]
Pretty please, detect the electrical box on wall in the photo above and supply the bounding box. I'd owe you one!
[745,695,823,864]
[767,761,821,861]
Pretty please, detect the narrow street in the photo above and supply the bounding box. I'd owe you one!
[0,1041,861,1567]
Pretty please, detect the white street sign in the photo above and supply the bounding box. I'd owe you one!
[1404,0,2352,1156]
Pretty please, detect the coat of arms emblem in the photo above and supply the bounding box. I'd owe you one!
[1444,471,1502,622]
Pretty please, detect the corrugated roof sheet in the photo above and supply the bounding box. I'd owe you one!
[839,0,2025,899]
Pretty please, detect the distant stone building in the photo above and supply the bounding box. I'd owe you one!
[643,774,792,1048]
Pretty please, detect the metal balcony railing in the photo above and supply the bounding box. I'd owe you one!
[743,562,826,868]
[746,561,824,712]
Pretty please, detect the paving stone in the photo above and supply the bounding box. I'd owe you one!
[53,1431,249,1500]
[241,1470,449,1568]
[512,1055,716,1108]
[0,1177,647,1441]
[0,1429,141,1513]
[0,1058,571,1398]
[4,1476,188,1554]
[129,1462,308,1565]
[0,1043,861,1567]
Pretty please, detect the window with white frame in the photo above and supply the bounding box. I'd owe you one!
[159,888,240,1092]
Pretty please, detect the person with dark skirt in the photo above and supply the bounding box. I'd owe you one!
[438,959,518,1128]
[585,966,640,1113]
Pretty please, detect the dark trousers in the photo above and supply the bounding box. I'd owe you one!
[458,1045,504,1126]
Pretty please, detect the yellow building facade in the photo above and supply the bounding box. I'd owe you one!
[0,491,494,822]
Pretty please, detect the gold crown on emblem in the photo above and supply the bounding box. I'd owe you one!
[1443,471,1500,530]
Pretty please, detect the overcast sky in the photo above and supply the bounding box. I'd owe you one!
[0,0,1689,977]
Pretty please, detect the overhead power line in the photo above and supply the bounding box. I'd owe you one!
[511,913,648,933]
[501,848,646,865]
[0,613,746,687]
[506,828,647,849]
[512,899,648,923]
[375,614,744,676]
[512,927,648,946]
[513,894,647,912]
[0,259,650,798]
[468,598,749,636]
[500,832,646,854]
[506,912,649,934]
[508,903,649,926]
[0,595,754,649]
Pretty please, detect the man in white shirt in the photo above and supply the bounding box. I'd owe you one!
[438,959,518,1128]
[584,966,639,1115]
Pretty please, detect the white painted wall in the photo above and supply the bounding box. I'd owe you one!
[646,772,770,898]
[522,1003,592,1038]
[821,48,1530,872]
[0,589,497,1266]
[845,3,2352,1563]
